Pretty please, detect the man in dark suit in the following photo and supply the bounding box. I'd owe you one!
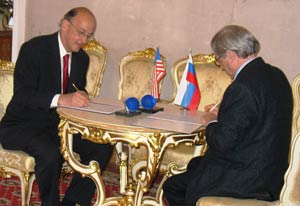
[0,7,113,206]
[163,25,293,206]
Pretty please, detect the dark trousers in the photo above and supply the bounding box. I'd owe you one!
[0,125,113,206]
[163,157,206,206]
[163,172,189,206]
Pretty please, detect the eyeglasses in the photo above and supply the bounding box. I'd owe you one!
[68,20,94,41]
[214,54,225,67]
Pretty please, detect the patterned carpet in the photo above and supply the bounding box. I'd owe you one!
[0,169,162,206]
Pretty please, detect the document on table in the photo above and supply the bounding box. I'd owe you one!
[59,98,124,114]
[132,110,202,134]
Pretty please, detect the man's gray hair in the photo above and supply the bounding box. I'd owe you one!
[211,25,260,58]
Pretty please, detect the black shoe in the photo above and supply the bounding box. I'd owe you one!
[60,198,75,206]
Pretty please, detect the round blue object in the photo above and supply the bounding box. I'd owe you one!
[125,97,140,112]
[141,94,156,110]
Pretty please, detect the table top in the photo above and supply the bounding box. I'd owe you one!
[57,98,204,134]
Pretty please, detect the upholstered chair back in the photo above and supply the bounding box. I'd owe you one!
[279,130,300,206]
[0,60,14,119]
[82,40,108,97]
[118,48,166,101]
[171,53,232,111]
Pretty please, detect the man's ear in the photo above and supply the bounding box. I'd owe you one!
[226,50,237,60]
[61,19,69,32]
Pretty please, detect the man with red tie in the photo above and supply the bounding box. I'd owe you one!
[0,7,113,206]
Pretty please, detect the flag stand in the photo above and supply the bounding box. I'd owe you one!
[180,106,189,111]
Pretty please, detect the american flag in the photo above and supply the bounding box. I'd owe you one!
[151,47,166,99]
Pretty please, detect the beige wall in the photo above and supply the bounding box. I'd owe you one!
[23,0,300,100]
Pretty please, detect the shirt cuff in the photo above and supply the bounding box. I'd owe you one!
[206,120,218,127]
[50,94,60,108]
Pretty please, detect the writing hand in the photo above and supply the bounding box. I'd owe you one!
[58,91,90,107]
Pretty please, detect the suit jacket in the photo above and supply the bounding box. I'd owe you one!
[0,32,89,145]
[186,57,293,203]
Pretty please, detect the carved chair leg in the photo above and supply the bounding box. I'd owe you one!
[20,172,35,206]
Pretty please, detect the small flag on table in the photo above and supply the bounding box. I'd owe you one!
[151,47,166,100]
[173,52,201,110]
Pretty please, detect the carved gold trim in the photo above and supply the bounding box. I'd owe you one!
[82,40,108,97]
[0,59,15,71]
[0,166,14,177]
[58,111,205,206]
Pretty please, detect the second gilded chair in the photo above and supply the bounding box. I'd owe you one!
[118,48,166,101]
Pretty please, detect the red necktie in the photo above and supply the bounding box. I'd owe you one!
[63,54,69,94]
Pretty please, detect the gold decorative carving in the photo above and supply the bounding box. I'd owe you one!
[0,58,14,71]
[58,107,205,206]
[0,166,13,177]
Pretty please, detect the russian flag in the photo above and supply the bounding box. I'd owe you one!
[174,52,201,110]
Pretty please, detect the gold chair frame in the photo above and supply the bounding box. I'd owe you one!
[83,39,108,97]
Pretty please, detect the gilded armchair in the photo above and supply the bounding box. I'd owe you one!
[83,39,108,97]
[0,39,107,206]
[118,47,166,100]
[196,73,300,206]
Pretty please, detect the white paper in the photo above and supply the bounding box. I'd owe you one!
[59,102,123,114]
[132,110,202,133]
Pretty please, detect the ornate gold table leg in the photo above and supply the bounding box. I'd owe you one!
[140,132,205,206]
[59,119,122,206]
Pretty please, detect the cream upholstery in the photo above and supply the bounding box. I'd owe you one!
[83,40,108,97]
[0,40,107,206]
[196,73,300,206]
[118,48,166,100]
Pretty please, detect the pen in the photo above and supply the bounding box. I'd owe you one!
[209,100,221,112]
[72,83,79,91]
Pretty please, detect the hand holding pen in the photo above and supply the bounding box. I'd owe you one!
[201,100,221,126]
[72,83,80,92]
[209,100,221,112]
